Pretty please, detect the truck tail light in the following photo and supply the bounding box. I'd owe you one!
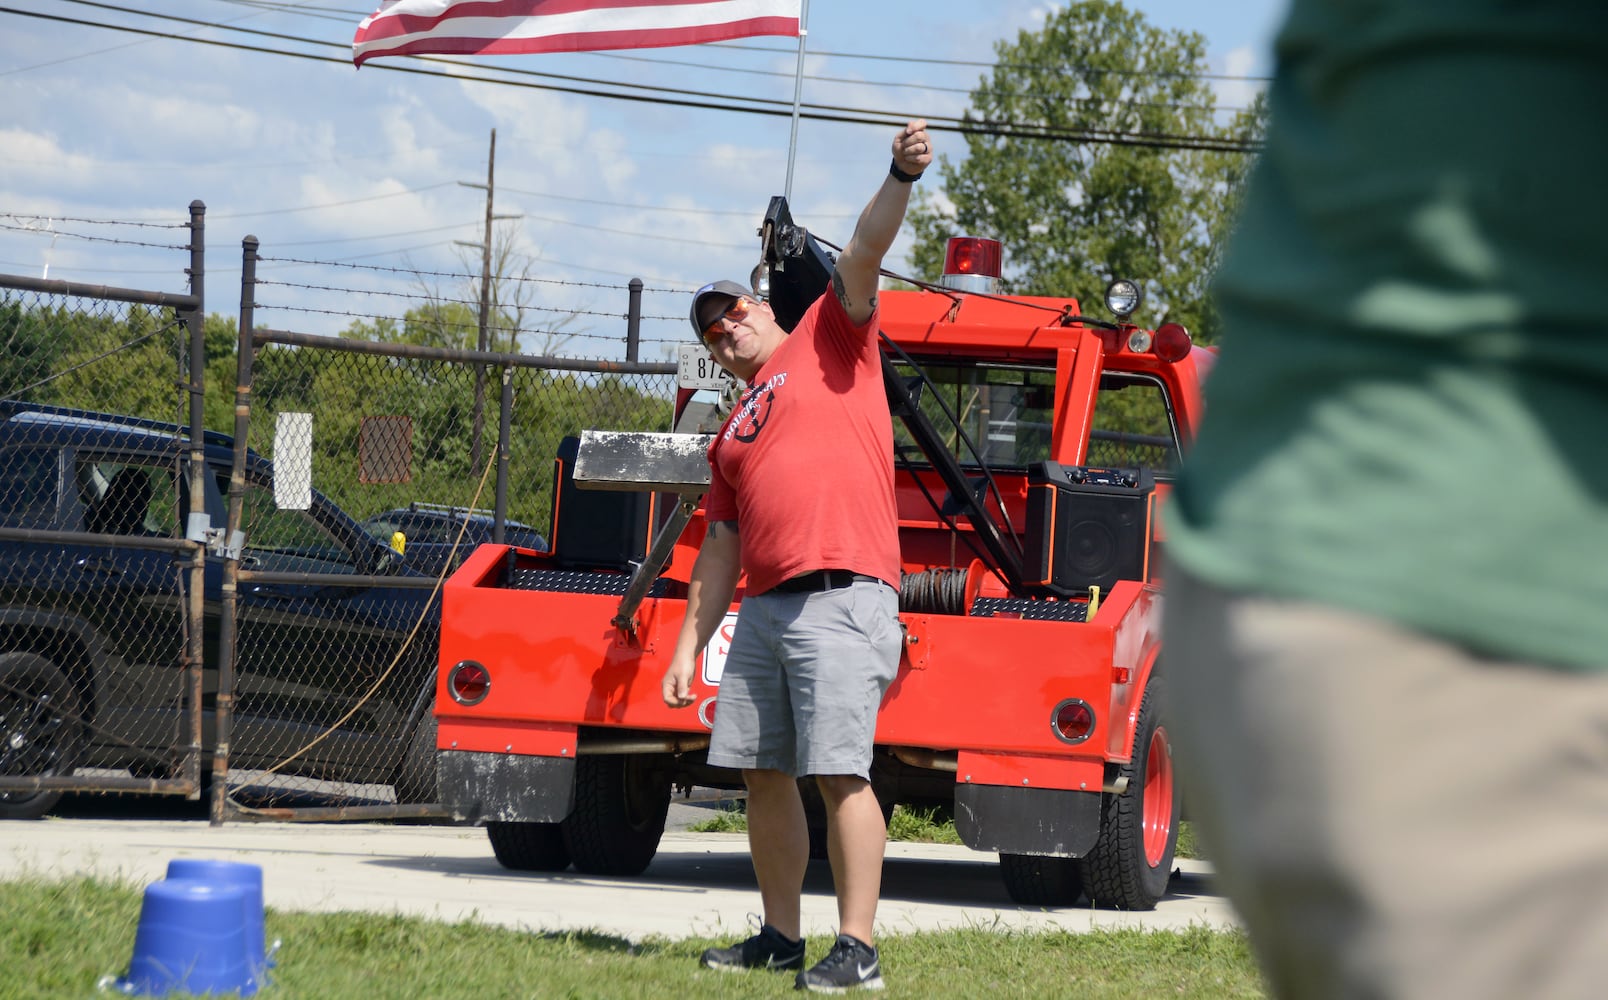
[1050,698,1095,745]
[1152,322,1193,362]
[940,236,1003,294]
[447,660,491,706]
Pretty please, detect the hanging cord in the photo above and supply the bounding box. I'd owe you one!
[251,436,499,783]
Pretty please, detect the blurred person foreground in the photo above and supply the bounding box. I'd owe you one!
[1163,2,1608,1000]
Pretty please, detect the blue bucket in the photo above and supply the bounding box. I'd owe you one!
[119,878,256,997]
[164,859,267,982]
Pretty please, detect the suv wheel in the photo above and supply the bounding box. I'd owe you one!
[0,652,85,821]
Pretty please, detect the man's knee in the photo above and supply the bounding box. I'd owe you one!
[744,768,796,795]
[813,773,870,808]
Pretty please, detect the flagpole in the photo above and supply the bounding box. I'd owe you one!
[783,0,810,203]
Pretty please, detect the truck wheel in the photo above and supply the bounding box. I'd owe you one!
[1079,677,1179,910]
[0,652,85,821]
[999,852,1085,906]
[487,821,571,872]
[391,712,439,805]
[562,754,669,876]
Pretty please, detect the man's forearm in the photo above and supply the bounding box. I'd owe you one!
[671,525,742,658]
[835,120,932,318]
[844,177,914,270]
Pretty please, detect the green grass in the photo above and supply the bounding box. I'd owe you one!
[4,874,1264,999]
[691,803,1201,859]
[686,798,749,834]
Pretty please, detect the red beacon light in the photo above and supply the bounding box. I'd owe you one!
[940,236,1003,294]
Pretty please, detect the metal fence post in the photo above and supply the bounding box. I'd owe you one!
[212,234,259,825]
[626,277,643,362]
[494,365,513,542]
[183,200,208,804]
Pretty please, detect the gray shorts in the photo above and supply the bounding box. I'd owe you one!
[706,579,902,780]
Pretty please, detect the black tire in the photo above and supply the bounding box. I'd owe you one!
[1079,677,1180,910]
[999,852,1085,906]
[487,821,571,872]
[0,652,85,821]
[391,712,440,805]
[561,755,670,876]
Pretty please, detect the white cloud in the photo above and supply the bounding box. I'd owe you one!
[1213,44,1267,113]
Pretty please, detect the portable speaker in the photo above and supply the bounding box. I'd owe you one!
[1022,463,1154,596]
[549,435,653,570]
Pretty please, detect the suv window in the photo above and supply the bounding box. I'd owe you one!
[74,458,179,536]
[235,476,359,575]
[0,446,62,528]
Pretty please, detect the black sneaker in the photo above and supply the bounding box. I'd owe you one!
[795,934,884,993]
[701,923,806,972]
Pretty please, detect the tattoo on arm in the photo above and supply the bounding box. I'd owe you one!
[831,270,875,315]
[707,520,738,540]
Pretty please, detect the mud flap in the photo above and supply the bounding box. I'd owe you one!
[954,783,1102,856]
[438,751,575,824]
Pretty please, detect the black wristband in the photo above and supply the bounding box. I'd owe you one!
[889,159,923,183]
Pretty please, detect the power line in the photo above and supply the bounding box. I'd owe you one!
[712,40,1274,83]
[208,181,459,219]
[496,184,855,220]
[197,0,1274,84]
[7,4,1258,154]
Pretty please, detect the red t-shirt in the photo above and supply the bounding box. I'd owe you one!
[704,292,899,595]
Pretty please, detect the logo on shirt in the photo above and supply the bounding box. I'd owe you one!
[725,371,787,443]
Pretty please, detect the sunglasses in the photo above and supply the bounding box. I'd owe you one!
[701,297,752,344]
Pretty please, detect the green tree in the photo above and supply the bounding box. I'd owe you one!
[906,0,1266,344]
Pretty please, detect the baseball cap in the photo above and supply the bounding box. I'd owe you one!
[689,279,752,339]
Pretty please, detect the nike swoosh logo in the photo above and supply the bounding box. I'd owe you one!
[766,954,796,969]
[857,960,879,978]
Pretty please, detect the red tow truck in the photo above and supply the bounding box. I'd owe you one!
[434,198,1211,909]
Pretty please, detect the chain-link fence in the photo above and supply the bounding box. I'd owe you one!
[211,239,676,820]
[2,208,682,824]
[0,206,209,819]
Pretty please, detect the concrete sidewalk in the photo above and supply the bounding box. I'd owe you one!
[0,815,1236,942]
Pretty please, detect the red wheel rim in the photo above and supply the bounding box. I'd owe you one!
[1142,724,1175,867]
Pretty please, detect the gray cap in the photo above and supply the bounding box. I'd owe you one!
[689,279,751,338]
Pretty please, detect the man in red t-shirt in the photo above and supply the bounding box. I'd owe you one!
[661,120,932,994]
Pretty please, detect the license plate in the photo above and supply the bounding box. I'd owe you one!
[677,345,736,390]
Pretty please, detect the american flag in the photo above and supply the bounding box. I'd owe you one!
[353,0,804,66]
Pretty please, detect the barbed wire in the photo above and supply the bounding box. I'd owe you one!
[254,297,688,329]
[255,254,686,295]
[254,301,689,342]
[0,218,190,251]
[1,212,189,229]
[256,277,687,320]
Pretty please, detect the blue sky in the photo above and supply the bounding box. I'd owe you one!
[0,1,1284,359]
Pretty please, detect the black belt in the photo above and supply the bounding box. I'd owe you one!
[770,569,881,593]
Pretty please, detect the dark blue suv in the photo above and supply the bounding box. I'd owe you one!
[0,402,441,819]
[363,503,547,576]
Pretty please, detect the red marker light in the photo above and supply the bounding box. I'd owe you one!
[448,660,491,706]
[1153,323,1193,362]
[1051,698,1095,745]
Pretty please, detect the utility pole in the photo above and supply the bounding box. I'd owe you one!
[458,129,497,476]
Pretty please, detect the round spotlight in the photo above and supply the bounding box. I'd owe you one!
[447,660,491,706]
[1126,328,1153,353]
[1104,279,1142,319]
